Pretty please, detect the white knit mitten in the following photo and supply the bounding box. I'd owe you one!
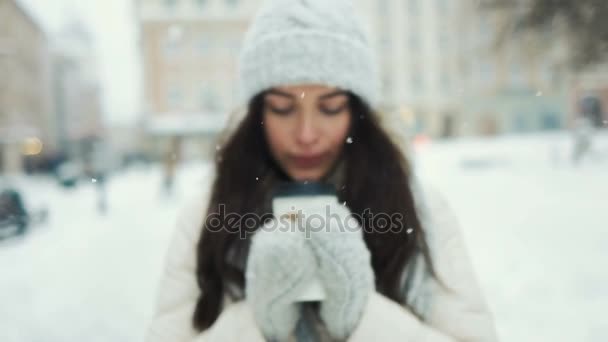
[303,201,375,340]
[245,219,317,341]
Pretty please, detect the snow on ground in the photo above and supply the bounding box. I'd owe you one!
[0,163,213,342]
[0,131,606,341]
[415,131,608,341]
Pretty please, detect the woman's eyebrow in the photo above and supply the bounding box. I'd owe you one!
[318,90,348,100]
[265,89,294,99]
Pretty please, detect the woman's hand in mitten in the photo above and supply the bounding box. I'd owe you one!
[304,202,375,340]
[245,219,317,341]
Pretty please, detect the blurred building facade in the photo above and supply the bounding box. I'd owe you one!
[457,2,572,136]
[137,0,263,161]
[137,0,603,146]
[0,1,104,175]
[51,21,104,169]
[0,0,53,173]
[361,0,573,138]
[360,0,465,138]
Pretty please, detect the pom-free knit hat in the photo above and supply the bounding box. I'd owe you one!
[237,0,381,109]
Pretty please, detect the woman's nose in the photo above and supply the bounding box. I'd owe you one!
[295,114,320,146]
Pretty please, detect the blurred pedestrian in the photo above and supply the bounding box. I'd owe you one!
[162,136,181,197]
[90,141,111,214]
[571,114,594,165]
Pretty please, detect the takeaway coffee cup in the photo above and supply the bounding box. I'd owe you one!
[271,181,338,302]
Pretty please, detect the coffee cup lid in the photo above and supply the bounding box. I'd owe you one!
[272,181,337,198]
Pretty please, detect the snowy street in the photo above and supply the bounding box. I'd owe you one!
[1,132,607,341]
[415,132,608,341]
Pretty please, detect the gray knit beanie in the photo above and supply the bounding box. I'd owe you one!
[237,0,381,109]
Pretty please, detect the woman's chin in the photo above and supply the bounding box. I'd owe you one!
[288,169,325,182]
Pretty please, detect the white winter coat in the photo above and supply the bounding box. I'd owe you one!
[144,174,499,341]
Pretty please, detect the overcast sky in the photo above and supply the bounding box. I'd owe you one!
[18,0,142,126]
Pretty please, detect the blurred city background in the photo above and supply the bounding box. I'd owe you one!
[1,0,607,341]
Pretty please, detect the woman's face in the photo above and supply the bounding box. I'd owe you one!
[262,84,352,182]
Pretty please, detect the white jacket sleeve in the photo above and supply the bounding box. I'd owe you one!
[349,186,499,342]
[144,191,265,342]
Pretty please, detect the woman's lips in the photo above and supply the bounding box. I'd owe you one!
[291,153,326,169]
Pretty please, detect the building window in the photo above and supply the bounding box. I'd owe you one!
[380,36,391,50]
[479,16,491,41]
[460,60,471,82]
[408,34,420,51]
[509,62,525,87]
[541,64,554,86]
[164,40,179,57]
[541,112,561,130]
[438,32,448,50]
[167,87,183,109]
[411,72,424,94]
[197,35,212,55]
[408,0,419,14]
[378,0,391,49]
[415,112,426,133]
[201,85,219,112]
[480,61,494,85]
[440,71,451,93]
[232,40,241,54]
[225,39,241,55]
[165,25,184,57]
[165,0,179,9]
[512,115,528,132]
[382,74,393,94]
[378,0,390,15]
[436,0,447,14]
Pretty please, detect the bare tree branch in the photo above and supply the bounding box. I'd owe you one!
[481,0,608,69]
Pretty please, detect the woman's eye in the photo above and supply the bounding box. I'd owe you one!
[269,106,294,115]
[320,104,347,115]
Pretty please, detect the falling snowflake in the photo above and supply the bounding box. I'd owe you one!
[406,228,414,234]
[346,137,353,144]
[342,201,347,206]
[300,92,306,99]
[255,177,259,181]
[536,91,543,97]
[91,178,97,183]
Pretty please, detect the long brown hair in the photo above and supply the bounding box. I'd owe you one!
[192,92,436,330]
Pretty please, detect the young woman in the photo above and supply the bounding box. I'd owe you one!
[145,0,498,341]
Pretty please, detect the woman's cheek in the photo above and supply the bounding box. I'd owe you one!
[331,114,351,150]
